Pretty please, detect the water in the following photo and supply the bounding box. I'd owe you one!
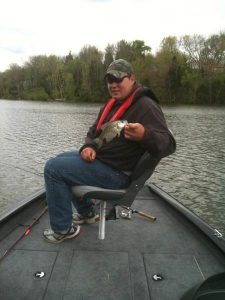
[0,100,224,234]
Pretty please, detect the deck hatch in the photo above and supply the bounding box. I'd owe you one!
[0,249,57,300]
[64,250,132,300]
[144,254,203,300]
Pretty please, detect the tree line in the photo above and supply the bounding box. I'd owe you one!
[0,32,224,105]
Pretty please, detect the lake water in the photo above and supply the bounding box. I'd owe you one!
[0,100,224,234]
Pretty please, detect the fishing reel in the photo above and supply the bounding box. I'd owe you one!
[120,208,132,220]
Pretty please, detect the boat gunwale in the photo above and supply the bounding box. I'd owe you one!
[148,183,225,254]
[0,188,45,224]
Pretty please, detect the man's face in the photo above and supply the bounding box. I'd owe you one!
[107,75,135,101]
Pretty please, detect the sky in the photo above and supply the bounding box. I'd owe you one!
[0,0,224,72]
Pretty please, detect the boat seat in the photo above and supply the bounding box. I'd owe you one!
[181,272,225,300]
[71,152,160,239]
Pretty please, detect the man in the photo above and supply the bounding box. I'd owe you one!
[43,59,176,243]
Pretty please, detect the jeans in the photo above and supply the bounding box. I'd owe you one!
[44,151,130,231]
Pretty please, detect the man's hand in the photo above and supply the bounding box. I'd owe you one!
[81,147,96,162]
[124,123,145,141]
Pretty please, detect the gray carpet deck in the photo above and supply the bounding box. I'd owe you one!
[0,186,225,300]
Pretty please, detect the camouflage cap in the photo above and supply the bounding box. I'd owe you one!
[106,59,134,79]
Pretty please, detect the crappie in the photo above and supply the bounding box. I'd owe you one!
[94,120,128,148]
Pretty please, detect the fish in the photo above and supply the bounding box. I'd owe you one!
[94,120,128,148]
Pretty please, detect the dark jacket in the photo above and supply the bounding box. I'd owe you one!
[80,84,176,172]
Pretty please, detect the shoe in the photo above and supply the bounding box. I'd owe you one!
[43,224,81,244]
[73,211,99,224]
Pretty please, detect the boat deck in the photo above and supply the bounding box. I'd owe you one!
[0,186,225,300]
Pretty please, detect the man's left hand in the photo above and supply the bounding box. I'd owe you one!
[124,123,145,141]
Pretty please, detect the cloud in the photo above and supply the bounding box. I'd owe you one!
[0,0,224,71]
[0,46,25,54]
[84,0,111,2]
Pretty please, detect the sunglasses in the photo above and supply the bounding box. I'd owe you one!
[106,75,129,84]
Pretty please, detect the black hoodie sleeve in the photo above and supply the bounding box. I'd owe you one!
[136,97,176,158]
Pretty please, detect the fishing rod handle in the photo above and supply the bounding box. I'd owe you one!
[136,210,156,222]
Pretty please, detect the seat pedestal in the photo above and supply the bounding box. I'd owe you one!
[99,201,107,240]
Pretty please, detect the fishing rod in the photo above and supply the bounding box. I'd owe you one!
[0,206,48,262]
[120,205,156,221]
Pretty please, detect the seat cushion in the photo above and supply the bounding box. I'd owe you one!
[71,185,126,201]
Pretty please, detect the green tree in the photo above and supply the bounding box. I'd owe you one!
[115,40,134,61]
[78,46,104,102]
[155,36,185,103]
[104,44,115,68]
[0,33,224,104]
[131,40,151,57]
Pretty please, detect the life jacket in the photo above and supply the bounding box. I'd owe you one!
[96,86,141,130]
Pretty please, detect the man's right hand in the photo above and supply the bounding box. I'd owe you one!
[80,147,96,162]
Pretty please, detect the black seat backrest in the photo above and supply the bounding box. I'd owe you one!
[117,152,160,206]
[131,152,160,182]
